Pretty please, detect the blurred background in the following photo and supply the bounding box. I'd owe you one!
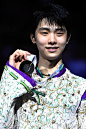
[0,0,86,78]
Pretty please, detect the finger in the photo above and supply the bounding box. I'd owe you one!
[19,50,31,60]
[15,51,26,60]
[10,49,31,62]
[25,51,31,55]
[15,50,24,59]
[15,54,21,62]
[11,51,22,62]
[20,50,31,55]
[23,53,28,60]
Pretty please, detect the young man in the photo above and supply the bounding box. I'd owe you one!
[0,3,86,129]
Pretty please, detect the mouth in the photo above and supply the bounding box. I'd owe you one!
[46,46,59,52]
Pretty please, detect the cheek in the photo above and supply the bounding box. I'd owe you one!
[57,36,67,45]
[57,36,67,52]
[35,37,45,51]
[36,36,47,45]
[35,35,47,51]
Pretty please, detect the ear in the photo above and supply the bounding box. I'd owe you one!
[30,34,36,44]
[66,34,71,44]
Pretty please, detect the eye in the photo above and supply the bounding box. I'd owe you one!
[41,32,48,35]
[56,29,65,36]
[57,32,64,35]
[56,32,64,36]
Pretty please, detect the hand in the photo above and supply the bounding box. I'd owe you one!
[9,49,31,70]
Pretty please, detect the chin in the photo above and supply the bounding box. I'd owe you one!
[44,52,62,60]
[45,55,60,61]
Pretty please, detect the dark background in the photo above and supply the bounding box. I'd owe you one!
[0,0,86,78]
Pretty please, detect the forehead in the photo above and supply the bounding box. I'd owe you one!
[37,18,66,30]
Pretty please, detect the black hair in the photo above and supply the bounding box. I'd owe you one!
[30,3,71,38]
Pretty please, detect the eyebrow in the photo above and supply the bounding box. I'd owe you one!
[38,27,66,32]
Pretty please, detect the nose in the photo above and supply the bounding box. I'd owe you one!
[48,33,57,45]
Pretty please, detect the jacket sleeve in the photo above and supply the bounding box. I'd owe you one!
[0,64,36,128]
[78,92,86,129]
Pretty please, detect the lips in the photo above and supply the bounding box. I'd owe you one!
[46,47,58,49]
[46,46,59,52]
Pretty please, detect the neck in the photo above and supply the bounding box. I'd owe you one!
[38,56,63,76]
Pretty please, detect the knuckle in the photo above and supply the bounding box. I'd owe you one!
[16,49,20,52]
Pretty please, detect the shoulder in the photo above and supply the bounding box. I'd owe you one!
[63,68,86,95]
[64,68,86,84]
